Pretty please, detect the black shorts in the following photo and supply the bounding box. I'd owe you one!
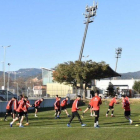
[109,106,114,109]
[24,112,28,115]
[17,112,24,117]
[13,110,16,114]
[71,111,81,119]
[88,104,91,109]
[56,108,60,111]
[35,107,38,109]
[124,111,130,116]
[61,106,66,110]
[6,109,12,114]
[94,110,99,117]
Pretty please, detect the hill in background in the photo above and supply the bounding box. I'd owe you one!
[0,68,140,80]
[0,68,42,80]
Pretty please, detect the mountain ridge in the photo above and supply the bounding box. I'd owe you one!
[0,68,140,80]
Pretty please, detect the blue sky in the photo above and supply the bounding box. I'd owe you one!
[0,0,140,73]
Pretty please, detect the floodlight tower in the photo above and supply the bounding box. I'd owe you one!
[79,1,98,61]
[115,47,122,72]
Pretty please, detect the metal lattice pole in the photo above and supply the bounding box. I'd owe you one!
[79,2,98,61]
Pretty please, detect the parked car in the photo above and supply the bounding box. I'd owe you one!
[0,90,17,101]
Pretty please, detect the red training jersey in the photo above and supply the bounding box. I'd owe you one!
[26,100,30,109]
[60,99,67,107]
[71,99,79,112]
[125,96,130,104]
[54,100,60,109]
[109,98,117,107]
[91,96,102,111]
[89,99,93,107]
[35,100,42,107]
[122,98,130,111]
[13,99,18,110]
[16,100,27,112]
[6,100,13,110]
[18,98,24,105]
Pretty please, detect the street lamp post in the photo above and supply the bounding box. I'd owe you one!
[7,63,11,91]
[79,2,98,61]
[1,61,4,89]
[6,63,11,101]
[2,45,11,90]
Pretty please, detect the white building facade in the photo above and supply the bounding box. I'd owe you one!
[95,79,140,96]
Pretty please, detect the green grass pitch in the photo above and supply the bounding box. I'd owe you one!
[0,102,140,140]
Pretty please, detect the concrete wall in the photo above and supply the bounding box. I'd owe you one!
[46,83,73,97]
[0,98,66,113]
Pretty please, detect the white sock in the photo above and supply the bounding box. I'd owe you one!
[96,121,99,126]
[94,123,97,127]
[19,123,22,126]
[10,121,14,125]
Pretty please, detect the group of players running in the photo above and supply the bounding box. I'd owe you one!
[67,91,132,128]
[4,90,132,128]
[4,95,44,127]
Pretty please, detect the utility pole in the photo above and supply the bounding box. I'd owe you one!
[7,63,11,91]
[79,2,98,61]
[1,61,4,89]
[2,45,11,90]
[7,63,11,101]
[115,48,122,72]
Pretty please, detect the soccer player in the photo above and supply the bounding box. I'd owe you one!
[54,97,61,119]
[82,98,95,118]
[125,95,130,103]
[60,97,70,117]
[53,95,59,116]
[106,94,118,117]
[10,96,28,127]
[4,97,15,121]
[122,95,133,124]
[67,95,86,127]
[34,98,44,117]
[92,91,102,128]
[16,95,24,125]
[13,97,18,119]
[24,97,32,125]
[55,95,59,101]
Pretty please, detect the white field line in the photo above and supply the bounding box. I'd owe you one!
[0,127,139,129]
[29,127,138,129]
